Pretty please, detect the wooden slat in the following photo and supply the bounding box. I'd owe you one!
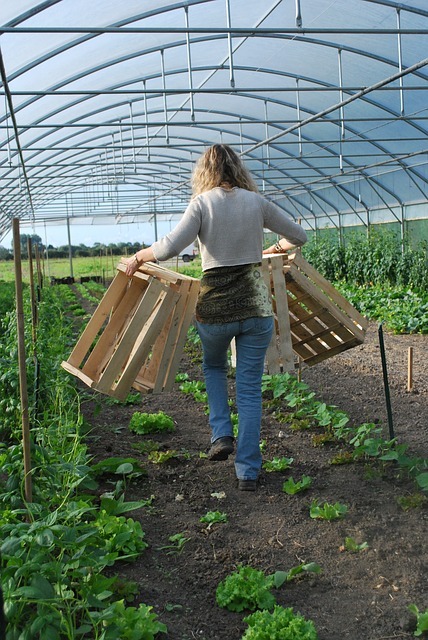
[112,288,178,397]
[82,278,147,380]
[290,252,368,330]
[67,271,128,367]
[95,280,168,393]
[270,255,294,372]
[261,258,281,373]
[286,265,366,342]
[161,278,200,391]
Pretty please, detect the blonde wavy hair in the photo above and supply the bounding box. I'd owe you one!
[192,144,259,196]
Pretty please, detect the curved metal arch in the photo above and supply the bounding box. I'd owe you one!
[6,54,424,196]
[2,32,426,207]
[3,25,428,132]
[1,1,427,235]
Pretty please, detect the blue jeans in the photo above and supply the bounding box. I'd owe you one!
[196,316,274,480]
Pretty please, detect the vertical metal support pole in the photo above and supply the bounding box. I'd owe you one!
[400,204,405,252]
[129,102,137,173]
[295,79,302,157]
[338,49,344,172]
[184,6,195,121]
[12,219,33,504]
[225,0,235,87]
[295,0,302,27]
[396,9,405,115]
[264,101,270,167]
[119,119,125,175]
[160,50,169,143]
[143,80,150,161]
[66,204,74,279]
[378,323,395,440]
[111,133,117,183]
[239,117,243,153]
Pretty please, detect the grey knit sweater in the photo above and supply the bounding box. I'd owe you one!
[152,187,307,271]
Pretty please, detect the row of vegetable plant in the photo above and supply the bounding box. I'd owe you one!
[302,231,428,333]
[0,282,167,639]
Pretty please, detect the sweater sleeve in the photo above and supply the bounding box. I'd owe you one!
[151,200,201,261]
[262,199,308,247]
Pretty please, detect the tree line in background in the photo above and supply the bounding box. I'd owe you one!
[0,234,147,260]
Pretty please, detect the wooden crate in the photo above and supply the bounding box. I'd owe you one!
[61,260,200,400]
[262,252,368,372]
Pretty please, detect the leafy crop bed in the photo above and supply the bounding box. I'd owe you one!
[1,279,427,640]
[82,320,427,640]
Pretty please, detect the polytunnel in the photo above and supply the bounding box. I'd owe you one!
[0,0,427,245]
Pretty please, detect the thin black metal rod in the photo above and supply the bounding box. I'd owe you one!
[378,323,395,440]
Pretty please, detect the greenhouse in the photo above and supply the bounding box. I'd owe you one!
[1,0,428,246]
[0,3,427,640]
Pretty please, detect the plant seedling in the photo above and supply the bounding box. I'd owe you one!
[157,532,191,555]
[200,511,228,529]
[282,475,312,495]
[340,537,368,553]
[408,604,428,637]
[309,500,348,521]
[129,411,175,435]
[263,456,294,472]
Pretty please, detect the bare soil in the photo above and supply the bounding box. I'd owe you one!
[80,315,428,640]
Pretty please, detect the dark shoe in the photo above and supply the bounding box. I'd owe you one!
[208,436,234,461]
[238,479,257,491]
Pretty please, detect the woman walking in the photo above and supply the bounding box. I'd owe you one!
[125,144,307,490]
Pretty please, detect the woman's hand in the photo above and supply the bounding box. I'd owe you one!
[124,246,156,276]
[125,254,142,277]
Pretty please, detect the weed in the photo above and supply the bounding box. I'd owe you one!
[157,533,191,555]
[397,493,427,511]
[330,451,354,465]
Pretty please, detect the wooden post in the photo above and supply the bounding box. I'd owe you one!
[407,346,413,392]
[13,219,33,503]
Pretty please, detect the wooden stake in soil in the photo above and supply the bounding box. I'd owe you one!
[407,346,413,392]
[13,219,33,503]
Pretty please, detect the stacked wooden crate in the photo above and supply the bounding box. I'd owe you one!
[61,260,200,400]
[261,252,368,373]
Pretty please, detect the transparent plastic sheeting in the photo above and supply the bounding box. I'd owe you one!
[0,0,427,241]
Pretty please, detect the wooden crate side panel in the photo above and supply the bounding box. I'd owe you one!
[160,278,200,391]
[261,258,282,373]
[287,265,366,343]
[112,288,178,397]
[286,281,338,352]
[82,278,148,380]
[291,252,368,330]
[135,286,182,391]
[67,272,128,367]
[150,283,190,392]
[95,280,168,393]
[270,256,294,372]
[303,338,361,366]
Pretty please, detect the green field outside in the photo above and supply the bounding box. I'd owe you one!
[0,255,202,284]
